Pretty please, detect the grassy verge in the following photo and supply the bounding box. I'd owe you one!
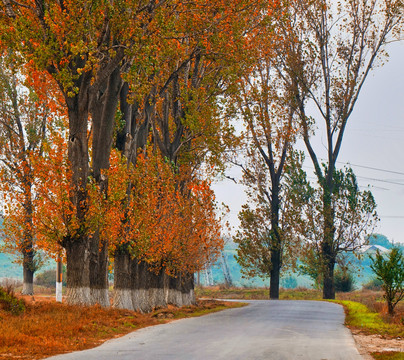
[372,352,404,360]
[332,300,404,338]
[0,298,244,360]
[332,300,403,360]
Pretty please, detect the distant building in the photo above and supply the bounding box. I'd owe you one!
[358,245,389,254]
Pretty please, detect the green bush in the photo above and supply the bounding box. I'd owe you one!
[334,268,355,292]
[0,286,25,315]
[281,276,298,289]
[362,278,383,291]
[370,247,404,315]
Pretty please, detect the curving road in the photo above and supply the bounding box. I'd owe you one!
[47,300,363,360]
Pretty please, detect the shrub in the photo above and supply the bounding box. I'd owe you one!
[370,247,404,316]
[0,286,25,315]
[0,278,22,290]
[334,268,355,292]
[281,276,298,289]
[363,278,383,291]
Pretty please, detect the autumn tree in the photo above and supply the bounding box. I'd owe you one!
[0,0,195,305]
[0,0,268,307]
[110,0,268,310]
[0,56,61,295]
[229,46,302,298]
[271,0,403,299]
[87,147,223,311]
[0,0,122,304]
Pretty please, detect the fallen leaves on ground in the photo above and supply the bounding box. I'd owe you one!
[0,297,243,360]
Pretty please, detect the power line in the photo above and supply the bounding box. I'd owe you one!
[356,176,404,186]
[379,216,404,219]
[303,164,404,186]
[360,185,389,191]
[336,161,404,176]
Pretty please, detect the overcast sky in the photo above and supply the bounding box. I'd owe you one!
[213,41,404,244]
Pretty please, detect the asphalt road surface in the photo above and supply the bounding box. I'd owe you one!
[47,300,363,360]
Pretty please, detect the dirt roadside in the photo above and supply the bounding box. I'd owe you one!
[352,330,403,359]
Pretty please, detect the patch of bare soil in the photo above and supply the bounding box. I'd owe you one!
[352,330,403,359]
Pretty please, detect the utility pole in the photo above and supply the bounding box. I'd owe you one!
[56,253,63,302]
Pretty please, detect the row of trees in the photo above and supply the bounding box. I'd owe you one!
[0,0,401,308]
[0,0,273,308]
[232,0,402,299]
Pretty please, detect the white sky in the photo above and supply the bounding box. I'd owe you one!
[213,41,404,244]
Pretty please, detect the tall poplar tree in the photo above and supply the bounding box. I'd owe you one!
[272,0,402,299]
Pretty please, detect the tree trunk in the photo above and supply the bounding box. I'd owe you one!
[63,76,91,305]
[22,262,34,296]
[167,272,183,307]
[322,193,336,300]
[21,183,35,295]
[269,249,281,300]
[148,267,166,309]
[132,259,152,313]
[387,300,394,316]
[113,248,134,310]
[181,273,196,306]
[269,183,281,300]
[112,84,151,311]
[65,238,90,305]
[89,234,109,307]
[88,67,122,307]
[322,255,335,299]
[21,219,35,295]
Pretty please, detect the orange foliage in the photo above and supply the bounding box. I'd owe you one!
[87,148,223,276]
[32,127,72,259]
[0,59,65,265]
[0,0,260,280]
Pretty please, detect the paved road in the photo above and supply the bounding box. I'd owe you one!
[47,300,363,360]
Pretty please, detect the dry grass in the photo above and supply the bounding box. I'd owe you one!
[196,285,323,300]
[0,296,244,360]
[196,285,324,300]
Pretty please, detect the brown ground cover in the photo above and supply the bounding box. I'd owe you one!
[0,294,244,360]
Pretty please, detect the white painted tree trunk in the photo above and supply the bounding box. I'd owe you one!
[113,288,133,310]
[56,282,63,302]
[90,288,110,307]
[65,287,91,305]
[132,289,151,313]
[21,282,34,296]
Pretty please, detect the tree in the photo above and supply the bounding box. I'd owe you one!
[0,0,130,304]
[271,0,402,299]
[109,0,267,310]
[286,154,378,296]
[0,0,277,308]
[370,247,404,315]
[0,56,61,295]
[88,147,224,311]
[0,0,212,305]
[229,11,303,298]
